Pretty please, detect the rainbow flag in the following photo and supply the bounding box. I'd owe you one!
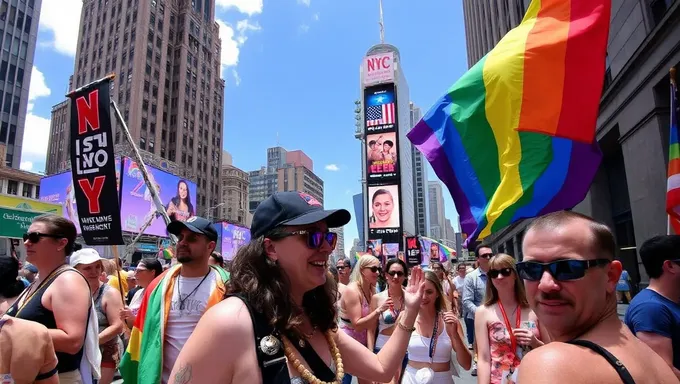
[667,68,680,234]
[119,265,229,384]
[420,237,456,263]
[408,0,608,246]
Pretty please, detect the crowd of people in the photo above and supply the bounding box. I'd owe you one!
[0,193,679,384]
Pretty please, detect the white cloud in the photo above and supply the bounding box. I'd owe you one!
[20,161,33,171]
[325,164,340,171]
[298,24,310,34]
[216,18,261,84]
[313,13,320,21]
[21,66,53,173]
[216,0,263,15]
[297,0,311,6]
[39,0,83,56]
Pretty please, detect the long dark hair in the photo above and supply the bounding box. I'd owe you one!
[227,227,337,338]
[168,180,194,218]
[0,256,25,298]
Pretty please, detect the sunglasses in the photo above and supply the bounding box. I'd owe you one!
[387,270,405,277]
[516,259,611,281]
[23,232,63,243]
[276,230,337,250]
[336,266,347,270]
[488,268,513,279]
[478,253,494,259]
[364,266,380,273]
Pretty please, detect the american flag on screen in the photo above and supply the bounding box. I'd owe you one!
[366,102,395,126]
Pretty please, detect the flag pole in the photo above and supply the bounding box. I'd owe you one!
[110,100,177,245]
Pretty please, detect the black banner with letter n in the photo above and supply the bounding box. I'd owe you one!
[68,76,124,245]
[405,236,421,268]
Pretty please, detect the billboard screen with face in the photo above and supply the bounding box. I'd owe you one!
[215,222,251,261]
[366,132,398,181]
[119,158,198,236]
[368,184,401,236]
[39,157,122,234]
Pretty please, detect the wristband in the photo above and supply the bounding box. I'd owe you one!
[397,320,415,333]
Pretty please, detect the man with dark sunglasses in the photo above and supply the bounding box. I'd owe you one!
[517,211,675,384]
[462,243,493,376]
[624,235,680,380]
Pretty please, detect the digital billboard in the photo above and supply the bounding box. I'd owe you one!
[364,84,396,134]
[366,132,398,181]
[39,157,122,234]
[215,222,251,261]
[368,184,400,232]
[362,52,394,86]
[119,158,198,237]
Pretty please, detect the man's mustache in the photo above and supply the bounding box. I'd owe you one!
[537,292,571,303]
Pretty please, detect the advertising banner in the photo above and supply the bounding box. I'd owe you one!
[362,52,394,87]
[368,185,400,232]
[119,158,197,237]
[39,158,122,234]
[0,207,45,239]
[405,236,422,267]
[214,222,251,261]
[0,195,62,215]
[364,83,396,134]
[68,77,124,245]
[419,236,456,264]
[366,132,398,181]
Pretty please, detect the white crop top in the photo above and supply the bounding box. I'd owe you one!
[407,324,452,363]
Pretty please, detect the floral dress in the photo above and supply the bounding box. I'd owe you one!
[487,320,541,384]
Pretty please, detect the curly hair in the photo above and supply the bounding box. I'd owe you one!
[227,227,338,339]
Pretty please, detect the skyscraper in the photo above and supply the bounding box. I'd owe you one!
[410,102,429,236]
[220,151,249,225]
[330,226,345,262]
[0,0,42,168]
[428,180,445,239]
[46,0,225,214]
[249,146,324,211]
[461,0,530,67]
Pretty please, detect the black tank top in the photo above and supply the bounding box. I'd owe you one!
[5,267,87,374]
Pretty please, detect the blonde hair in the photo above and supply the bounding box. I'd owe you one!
[423,271,449,313]
[350,254,379,289]
[101,258,117,276]
[483,253,529,308]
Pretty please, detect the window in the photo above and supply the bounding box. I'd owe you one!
[22,183,31,198]
[7,180,18,195]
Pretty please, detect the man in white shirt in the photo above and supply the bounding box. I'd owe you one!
[452,263,467,315]
[119,216,229,384]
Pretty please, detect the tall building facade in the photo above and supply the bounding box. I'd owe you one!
[249,146,323,211]
[359,44,416,255]
[352,192,365,250]
[0,0,42,168]
[462,0,530,67]
[462,1,680,286]
[220,151,249,226]
[428,181,445,240]
[330,226,345,262]
[277,163,324,204]
[47,0,225,213]
[410,102,429,236]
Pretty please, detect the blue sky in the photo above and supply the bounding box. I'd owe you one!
[24,0,468,253]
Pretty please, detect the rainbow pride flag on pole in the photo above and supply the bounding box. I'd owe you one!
[408,0,609,246]
[666,68,680,234]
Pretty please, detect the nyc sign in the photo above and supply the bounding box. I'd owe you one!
[363,52,394,86]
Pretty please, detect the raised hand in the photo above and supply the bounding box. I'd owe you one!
[404,266,425,311]
[442,311,459,331]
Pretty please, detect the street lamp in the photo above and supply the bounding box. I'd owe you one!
[205,203,225,221]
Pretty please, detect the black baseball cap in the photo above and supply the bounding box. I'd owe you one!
[251,191,351,238]
[167,216,218,242]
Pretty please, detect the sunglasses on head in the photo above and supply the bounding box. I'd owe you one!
[478,253,494,259]
[364,266,380,273]
[516,259,611,282]
[274,230,337,250]
[23,232,63,243]
[387,270,404,277]
[488,268,513,279]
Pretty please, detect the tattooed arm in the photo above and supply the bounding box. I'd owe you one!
[169,297,262,384]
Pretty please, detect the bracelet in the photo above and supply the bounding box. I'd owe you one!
[397,320,416,333]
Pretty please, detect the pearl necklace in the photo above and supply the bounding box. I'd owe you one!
[282,331,345,384]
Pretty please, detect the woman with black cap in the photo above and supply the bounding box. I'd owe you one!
[170,191,426,383]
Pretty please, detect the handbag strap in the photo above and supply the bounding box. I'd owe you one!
[566,340,635,384]
[226,294,290,384]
